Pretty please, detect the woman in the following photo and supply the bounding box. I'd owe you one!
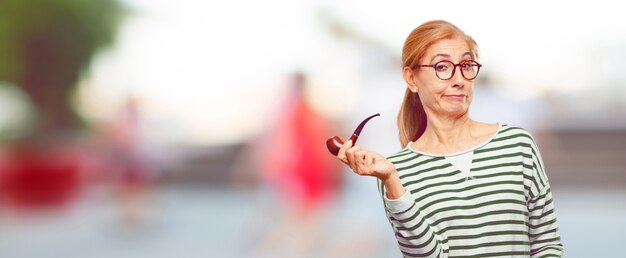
[337,20,564,257]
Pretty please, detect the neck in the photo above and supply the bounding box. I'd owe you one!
[421,113,474,151]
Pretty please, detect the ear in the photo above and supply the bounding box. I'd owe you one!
[403,66,419,93]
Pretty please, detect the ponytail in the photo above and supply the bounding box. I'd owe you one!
[397,89,427,147]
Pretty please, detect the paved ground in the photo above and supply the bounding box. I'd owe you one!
[1,180,625,258]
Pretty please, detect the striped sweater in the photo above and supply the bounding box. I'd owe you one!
[378,124,564,257]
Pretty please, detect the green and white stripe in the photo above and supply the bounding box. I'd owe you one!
[378,124,563,257]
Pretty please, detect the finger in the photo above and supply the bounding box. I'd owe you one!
[354,151,369,175]
[364,153,374,167]
[345,146,362,174]
[345,146,361,167]
[355,150,368,164]
[337,140,353,164]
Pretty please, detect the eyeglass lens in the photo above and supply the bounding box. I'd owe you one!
[435,61,479,80]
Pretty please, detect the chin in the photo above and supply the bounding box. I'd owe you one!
[445,106,469,116]
[445,103,469,113]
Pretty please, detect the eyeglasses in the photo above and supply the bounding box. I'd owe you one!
[417,60,482,80]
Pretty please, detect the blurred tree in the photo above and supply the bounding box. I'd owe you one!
[0,0,123,141]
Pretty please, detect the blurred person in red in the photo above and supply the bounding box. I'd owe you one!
[261,73,341,212]
[233,72,342,257]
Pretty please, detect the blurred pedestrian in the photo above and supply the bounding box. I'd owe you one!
[234,73,342,257]
[105,96,156,230]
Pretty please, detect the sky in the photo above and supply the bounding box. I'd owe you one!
[75,0,626,146]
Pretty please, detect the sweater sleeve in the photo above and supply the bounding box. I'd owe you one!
[526,137,564,257]
[528,185,563,257]
[378,180,449,258]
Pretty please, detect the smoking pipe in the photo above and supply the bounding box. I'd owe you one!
[326,113,380,156]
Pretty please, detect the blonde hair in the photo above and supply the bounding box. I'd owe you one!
[398,20,479,147]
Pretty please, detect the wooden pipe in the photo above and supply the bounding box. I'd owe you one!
[326,113,380,156]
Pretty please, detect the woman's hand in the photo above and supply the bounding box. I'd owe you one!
[337,140,405,199]
[337,140,397,181]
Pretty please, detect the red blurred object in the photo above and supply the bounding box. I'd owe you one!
[2,147,82,208]
[259,75,342,211]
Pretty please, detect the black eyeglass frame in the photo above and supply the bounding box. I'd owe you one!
[417,60,482,80]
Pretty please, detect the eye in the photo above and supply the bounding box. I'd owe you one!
[460,61,474,70]
[435,62,450,72]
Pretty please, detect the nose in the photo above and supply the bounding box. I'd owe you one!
[451,65,465,88]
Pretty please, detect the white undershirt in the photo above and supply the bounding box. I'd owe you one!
[445,151,474,178]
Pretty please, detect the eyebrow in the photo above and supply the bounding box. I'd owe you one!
[430,52,473,62]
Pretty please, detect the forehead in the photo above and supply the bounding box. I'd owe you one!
[424,38,471,60]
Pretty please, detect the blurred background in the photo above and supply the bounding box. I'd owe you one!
[0,0,625,257]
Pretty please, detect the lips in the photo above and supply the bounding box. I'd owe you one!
[444,94,467,99]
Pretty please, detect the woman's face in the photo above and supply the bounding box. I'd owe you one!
[406,37,475,118]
